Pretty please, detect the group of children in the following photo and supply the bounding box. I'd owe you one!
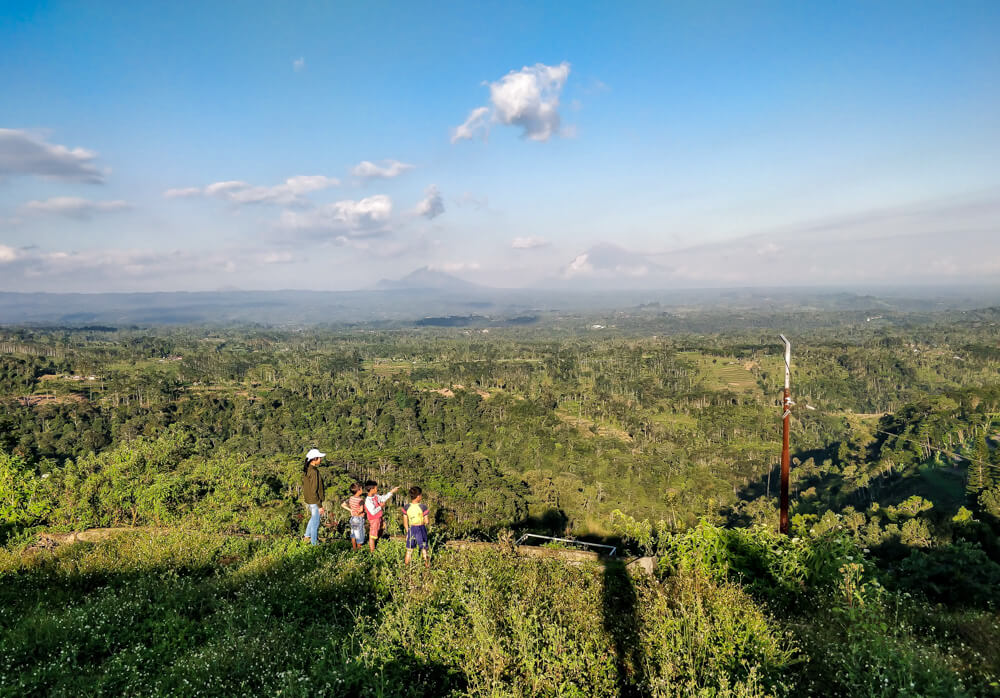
[300,449,431,566]
[338,480,431,567]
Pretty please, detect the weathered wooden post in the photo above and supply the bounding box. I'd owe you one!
[779,334,792,535]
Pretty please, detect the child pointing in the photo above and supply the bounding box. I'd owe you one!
[364,480,399,551]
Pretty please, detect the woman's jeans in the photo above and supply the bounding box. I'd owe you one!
[305,504,320,545]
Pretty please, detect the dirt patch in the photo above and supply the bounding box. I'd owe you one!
[555,410,633,442]
[15,393,88,407]
[32,527,273,549]
[24,535,59,554]
[426,385,492,400]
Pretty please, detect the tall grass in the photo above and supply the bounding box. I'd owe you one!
[1,531,799,697]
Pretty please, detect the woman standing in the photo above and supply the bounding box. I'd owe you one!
[301,448,326,545]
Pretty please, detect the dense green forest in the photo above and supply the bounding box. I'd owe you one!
[1,307,999,695]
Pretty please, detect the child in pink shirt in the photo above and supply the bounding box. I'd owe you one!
[364,480,399,551]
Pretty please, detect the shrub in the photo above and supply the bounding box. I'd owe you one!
[892,542,1000,608]
[638,569,797,696]
[0,451,50,530]
[613,515,861,608]
[795,569,974,697]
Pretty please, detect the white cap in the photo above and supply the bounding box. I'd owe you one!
[305,448,326,460]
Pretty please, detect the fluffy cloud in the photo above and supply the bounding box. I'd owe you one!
[22,197,130,220]
[163,187,202,199]
[293,57,305,72]
[0,244,288,288]
[562,244,660,279]
[659,195,1000,285]
[512,236,549,249]
[0,245,23,263]
[278,194,393,236]
[1,247,219,281]
[0,129,105,183]
[451,62,571,143]
[414,185,444,220]
[565,253,593,277]
[164,175,339,206]
[351,159,414,179]
[451,107,490,144]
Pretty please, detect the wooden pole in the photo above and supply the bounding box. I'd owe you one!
[779,334,792,535]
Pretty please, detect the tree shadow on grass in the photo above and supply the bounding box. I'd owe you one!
[602,561,649,697]
[0,537,466,696]
[511,506,570,536]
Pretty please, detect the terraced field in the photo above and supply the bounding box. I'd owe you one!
[677,352,761,394]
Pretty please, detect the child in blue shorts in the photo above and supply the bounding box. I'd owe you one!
[401,486,430,568]
[340,483,365,551]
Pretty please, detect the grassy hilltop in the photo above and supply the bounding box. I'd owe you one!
[2,527,996,697]
[1,307,1000,695]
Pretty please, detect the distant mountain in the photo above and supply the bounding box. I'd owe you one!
[375,267,483,291]
[0,286,997,327]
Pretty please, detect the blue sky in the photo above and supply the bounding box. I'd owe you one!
[1,0,999,291]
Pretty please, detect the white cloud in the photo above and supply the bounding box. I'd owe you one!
[0,245,278,287]
[163,175,340,206]
[22,197,130,219]
[205,180,249,197]
[0,245,23,263]
[561,243,659,279]
[283,176,338,194]
[565,253,592,277]
[279,194,393,236]
[451,62,571,143]
[163,187,202,199]
[451,106,490,144]
[293,57,305,72]
[20,248,205,278]
[0,129,105,183]
[351,159,414,179]
[414,185,444,219]
[512,236,549,249]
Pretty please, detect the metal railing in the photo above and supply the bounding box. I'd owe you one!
[515,533,617,557]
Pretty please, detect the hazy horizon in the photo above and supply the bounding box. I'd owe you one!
[2,1,999,293]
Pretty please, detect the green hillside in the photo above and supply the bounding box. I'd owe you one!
[2,311,1000,695]
[3,527,996,697]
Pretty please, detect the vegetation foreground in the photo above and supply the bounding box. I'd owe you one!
[1,526,997,697]
[2,317,999,695]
